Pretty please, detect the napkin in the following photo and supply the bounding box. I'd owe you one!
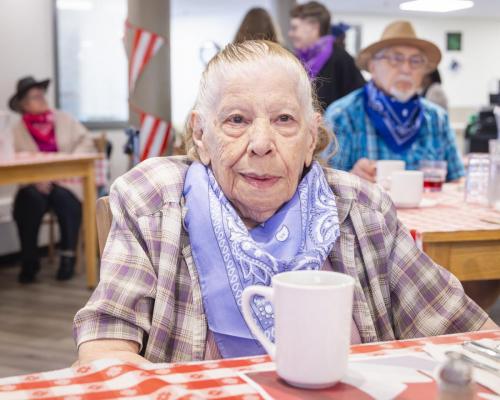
[241,353,435,400]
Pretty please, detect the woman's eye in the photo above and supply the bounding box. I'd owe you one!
[228,115,244,124]
[277,114,293,123]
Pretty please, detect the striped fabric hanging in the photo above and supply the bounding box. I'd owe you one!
[138,111,172,161]
[125,20,164,92]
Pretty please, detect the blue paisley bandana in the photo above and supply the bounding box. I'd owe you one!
[364,80,424,152]
[183,161,340,358]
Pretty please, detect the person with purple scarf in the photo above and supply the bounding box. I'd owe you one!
[324,20,465,183]
[74,40,495,366]
[289,1,365,109]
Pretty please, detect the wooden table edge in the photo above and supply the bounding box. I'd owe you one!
[422,229,500,242]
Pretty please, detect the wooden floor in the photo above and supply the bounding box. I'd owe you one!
[0,258,91,378]
[0,257,499,380]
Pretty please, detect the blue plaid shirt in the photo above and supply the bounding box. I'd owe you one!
[323,88,465,181]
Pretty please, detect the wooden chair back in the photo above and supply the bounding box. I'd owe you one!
[96,196,112,257]
[93,131,108,154]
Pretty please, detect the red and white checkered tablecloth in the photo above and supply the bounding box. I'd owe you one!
[0,330,498,400]
[397,184,500,234]
[57,159,108,188]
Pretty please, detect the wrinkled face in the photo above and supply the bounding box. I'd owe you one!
[288,17,320,50]
[191,63,319,227]
[369,45,427,102]
[20,87,49,115]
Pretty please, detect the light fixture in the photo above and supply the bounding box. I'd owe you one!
[399,0,474,13]
[56,0,93,11]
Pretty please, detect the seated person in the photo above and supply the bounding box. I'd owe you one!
[422,69,448,111]
[324,21,464,183]
[289,1,365,109]
[8,76,95,283]
[233,7,280,44]
[73,40,496,366]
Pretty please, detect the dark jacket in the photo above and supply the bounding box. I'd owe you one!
[315,43,365,110]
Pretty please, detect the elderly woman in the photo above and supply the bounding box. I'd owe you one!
[74,40,496,366]
[9,76,95,283]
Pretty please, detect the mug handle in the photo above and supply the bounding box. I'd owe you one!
[241,285,276,358]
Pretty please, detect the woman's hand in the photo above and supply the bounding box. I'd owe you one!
[76,339,152,367]
[351,158,376,182]
[34,182,53,195]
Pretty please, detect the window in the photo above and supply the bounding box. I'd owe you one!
[54,0,128,128]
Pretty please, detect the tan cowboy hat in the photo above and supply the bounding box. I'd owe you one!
[356,20,441,72]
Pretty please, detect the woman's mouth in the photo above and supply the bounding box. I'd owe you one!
[240,173,280,189]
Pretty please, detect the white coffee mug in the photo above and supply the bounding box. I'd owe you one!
[241,270,355,389]
[390,170,424,208]
[376,160,406,190]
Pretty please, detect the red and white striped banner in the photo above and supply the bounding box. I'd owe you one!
[139,112,172,161]
[126,20,164,92]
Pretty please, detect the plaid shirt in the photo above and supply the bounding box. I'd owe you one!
[73,156,487,363]
[323,88,465,181]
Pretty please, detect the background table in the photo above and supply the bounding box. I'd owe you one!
[398,184,500,309]
[0,153,101,288]
[0,330,498,399]
[398,184,500,281]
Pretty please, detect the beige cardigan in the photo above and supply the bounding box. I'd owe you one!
[13,110,96,201]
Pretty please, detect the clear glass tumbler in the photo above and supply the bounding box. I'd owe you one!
[488,140,500,211]
[419,160,447,192]
[465,154,490,205]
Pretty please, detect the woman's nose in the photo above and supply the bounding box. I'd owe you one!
[247,119,275,157]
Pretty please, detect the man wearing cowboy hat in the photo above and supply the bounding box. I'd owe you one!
[8,76,95,283]
[323,20,464,183]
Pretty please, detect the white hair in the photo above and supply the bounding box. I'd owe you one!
[195,40,314,125]
[185,40,334,161]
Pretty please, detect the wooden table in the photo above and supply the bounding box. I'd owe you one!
[398,185,500,308]
[398,184,500,281]
[0,153,101,288]
[0,330,498,399]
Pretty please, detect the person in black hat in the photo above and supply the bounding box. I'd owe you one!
[9,76,96,283]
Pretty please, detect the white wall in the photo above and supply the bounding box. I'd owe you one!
[0,0,55,110]
[334,13,500,109]
[170,0,277,129]
[0,0,56,255]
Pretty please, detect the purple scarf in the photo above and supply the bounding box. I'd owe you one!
[296,35,335,78]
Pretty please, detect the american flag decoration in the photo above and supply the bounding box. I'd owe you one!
[410,229,423,250]
[126,20,165,92]
[138,111,172,161]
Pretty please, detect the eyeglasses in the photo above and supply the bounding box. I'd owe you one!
[373,52,428,70]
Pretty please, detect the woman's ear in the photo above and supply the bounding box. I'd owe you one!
[190,111,211,165]
[305,112,320,167]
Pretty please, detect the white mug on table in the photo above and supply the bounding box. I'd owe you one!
[390,170,424,208]
[376,160,406,190]
[241,270,355,389]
